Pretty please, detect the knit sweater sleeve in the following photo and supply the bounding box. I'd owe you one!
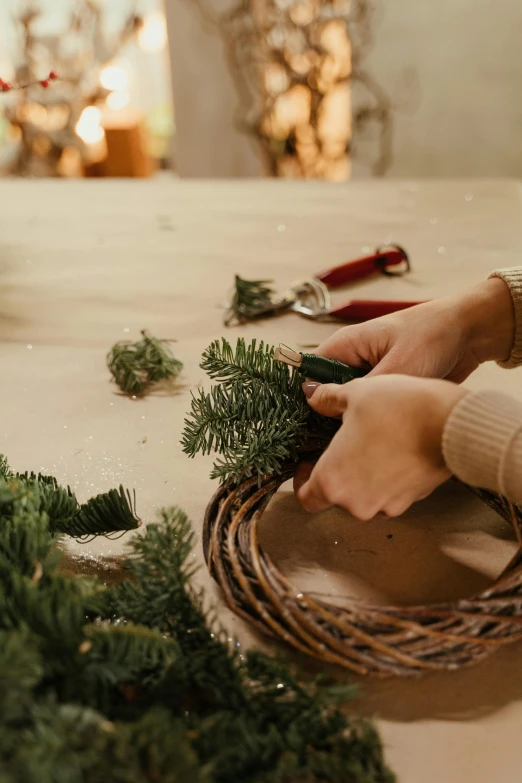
[443,390,522,503]
[488,267,522,368]
[442,267,522,500]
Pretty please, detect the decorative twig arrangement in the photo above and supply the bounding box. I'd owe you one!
[1,1,142,177]
[190,0,394,178]
[0,71,59,93]
[107,330,183,396]
[184,339,522,677]
[0,453,393,782]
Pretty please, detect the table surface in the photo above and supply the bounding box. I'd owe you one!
[2,177,522,783]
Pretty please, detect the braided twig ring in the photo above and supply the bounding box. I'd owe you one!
[203,468,522,678]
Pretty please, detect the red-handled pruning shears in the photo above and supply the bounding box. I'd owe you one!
[225,245,425,324]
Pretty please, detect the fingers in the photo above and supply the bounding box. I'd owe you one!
[295,456,333,513]
[295,426,353,514]
[365,346,406,377]
[314,325,370,365]
[293,461,314,494]
[304,382,352,418]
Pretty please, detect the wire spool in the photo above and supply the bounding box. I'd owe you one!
[203,467,522,678]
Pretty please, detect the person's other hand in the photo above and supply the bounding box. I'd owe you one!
[294,375,468,520]
[313,278,514,383]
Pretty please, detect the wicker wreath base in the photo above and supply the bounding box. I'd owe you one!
[203,467,522,678]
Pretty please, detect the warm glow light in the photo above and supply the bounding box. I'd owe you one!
[106,90,130,110]
[75,106,104,144]
[100,65,128,92]
[138,12,167,52]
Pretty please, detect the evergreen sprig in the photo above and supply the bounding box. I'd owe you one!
[107,330,183,396]
[71,486,140,538]
[225,275,276,325]
[0,457,393,782]
[12,471,141,540]
[182,338,337,482]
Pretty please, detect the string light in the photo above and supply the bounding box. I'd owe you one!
[75,106,104,144]
[99,65,128,92]
[106,90,130,111]
[138,12,167,52]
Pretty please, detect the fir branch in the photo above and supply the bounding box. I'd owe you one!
[209,405,309,482]
[108,507,392,782]
[0,454,13,480]
[0,630,42,722]
[225,275,275,325]
[2,701,207,783]
[12,468,141,540]
[107,330,183,396]
[71,486,141,538]
[0,465,393,782]
[0,478,57,578]
[201,338,299,395]
[16,473,79,533]
[82,623,180,690]
[183,338,325,482]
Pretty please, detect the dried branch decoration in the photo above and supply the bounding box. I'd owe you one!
[0,71,59,93]
[191,0,393,178]
[1,2,142,177]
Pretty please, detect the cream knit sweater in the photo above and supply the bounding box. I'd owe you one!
[443,267,522,502]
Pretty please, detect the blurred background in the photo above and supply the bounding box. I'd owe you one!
[1,0,521,181]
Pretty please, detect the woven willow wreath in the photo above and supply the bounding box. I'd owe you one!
[203,467,522,678]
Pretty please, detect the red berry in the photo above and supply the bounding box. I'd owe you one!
[49,70,58,80]
[40,79,50,88]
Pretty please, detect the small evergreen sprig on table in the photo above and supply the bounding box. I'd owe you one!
[225,275,276,325]
[182,338,338,483]
[107,330,183,396]
[0,454,393,782]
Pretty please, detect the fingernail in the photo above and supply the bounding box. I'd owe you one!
[302,380,320,399]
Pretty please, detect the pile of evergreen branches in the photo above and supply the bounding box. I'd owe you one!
[182,338,339,482]
[0,455,393,782]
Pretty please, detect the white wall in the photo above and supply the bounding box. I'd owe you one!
[366,0,522,177]
[165,0,262,177]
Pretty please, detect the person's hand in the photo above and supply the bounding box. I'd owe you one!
[313,278,514,382]
[294,375,468,520]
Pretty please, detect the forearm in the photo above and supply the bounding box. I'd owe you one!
[443,268,522,499]
[443,390,522,504]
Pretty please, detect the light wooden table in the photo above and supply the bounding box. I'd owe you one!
[2,178,522,782]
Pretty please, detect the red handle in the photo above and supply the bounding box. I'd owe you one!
[316,246,409,289]
[329,299,426,321]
